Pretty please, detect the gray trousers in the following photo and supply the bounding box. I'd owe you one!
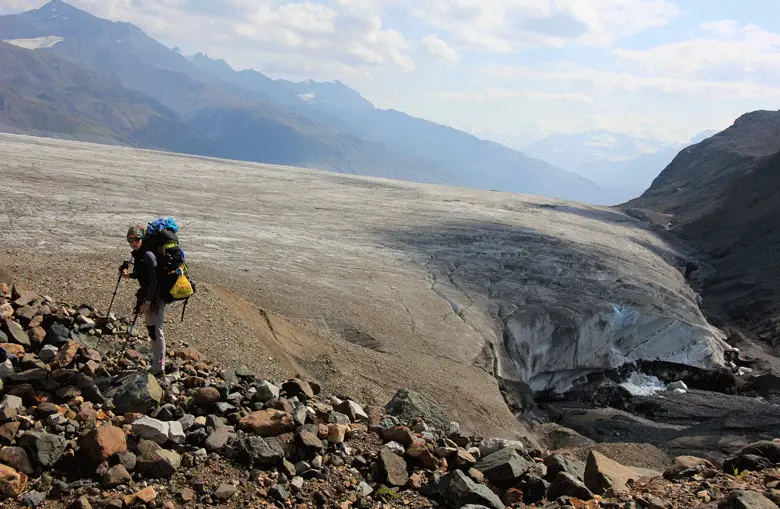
[145,300,166,373]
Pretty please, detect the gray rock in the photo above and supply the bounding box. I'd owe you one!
[269,484,289,503]
[385,441,406,456]
[116,451,136,471]
[38,345,59,362]
[205,427,234,453]
[385,388,451,430]
[19,431,67,467]
[718,490,777,509]
[292,402,308,426]
[478,437,524,457]
[439,469,505,509]
[738,441,780,464]
[135,440,181,478]
[132,417,169,444]
[329,411,351,425]
[254,381,280,402]
[167,420,186,445]
[213,483,238,501]
[380,446,409,486]
[105,372,162,414]
[3,319,30,347]
[215,402,236,414]
[21,490,46,508]
[44,323,70,346]
[335,399,369,422]
[177,414,196,431]
[0,394,22,410]
[474,447,534,482]
[103,464,132,488]
[547,472,594,501]
[357,481,373,497]
[233,435,284,466]
[544,454,586,481]
[519,476,549,505]
[0,360,14,378]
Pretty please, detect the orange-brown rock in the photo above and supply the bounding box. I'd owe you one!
[80,425,128,465]
[238,409,295,436]
[0,464,27,497]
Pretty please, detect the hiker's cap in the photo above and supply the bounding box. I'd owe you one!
[126,225,145,242]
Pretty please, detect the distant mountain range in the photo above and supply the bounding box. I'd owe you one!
[523,130,716,204]
[0,0,617,204]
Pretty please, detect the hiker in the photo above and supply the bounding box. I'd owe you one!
[120,225,168,375]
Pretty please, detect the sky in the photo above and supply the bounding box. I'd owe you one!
[3,0,780,148]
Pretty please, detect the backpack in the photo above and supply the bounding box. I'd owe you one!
[145,217,196,317]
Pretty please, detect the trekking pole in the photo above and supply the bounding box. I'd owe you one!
[121,311,141,353]
[107,256,133,317]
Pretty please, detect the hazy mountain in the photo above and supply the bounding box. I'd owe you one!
[523,130,716,203]
[624,111,780,343]
[0,0,613,203]
[191,53,612,203]
[0,41,204,151]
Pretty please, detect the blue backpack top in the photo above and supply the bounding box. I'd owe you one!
[146,217,178,237]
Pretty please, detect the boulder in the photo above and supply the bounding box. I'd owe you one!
[3,319,29,347]
[214,483,238,501]
[51,341,79,369]
[0,464,27,498]
[547,471,594,501]
[335,399,368,422]
[79,425,127,465]
[103,464,132,488]
[254,381,280,402]
[238,409,295,436]
[135,440,181,478]
[193,387,221,407]
[231,435,285,467]
[132,417,170,444]
[663,456,715,480]
[738,441,780,464]
[0,446,34,475]
[718,490,777,509]
[380,446,409,486]
[19,431,66,468]
[724,455,773,474]
[478,438,524,457]
[167,421,186,445]
[205,427,234,453]
[382,426,415,447]
[475,447,534,483]
[544,454,585,482]
[282,379,315,400]
[584,450,660,496]
[105,373,162,414]
[44,323,70,346]
[385,388,450,429]
[438,469,505,509]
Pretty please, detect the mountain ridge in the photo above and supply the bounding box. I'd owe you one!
[0,0,611,203]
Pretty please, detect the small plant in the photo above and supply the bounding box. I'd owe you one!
[374,486,401,501]
[732,467,749,479]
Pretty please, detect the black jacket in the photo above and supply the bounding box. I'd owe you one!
[130,249,159,304]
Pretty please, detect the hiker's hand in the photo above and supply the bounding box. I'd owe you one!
[139,302,150,314]
[121,269,130,279]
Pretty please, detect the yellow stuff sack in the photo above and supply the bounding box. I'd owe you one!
[170,273,194,300]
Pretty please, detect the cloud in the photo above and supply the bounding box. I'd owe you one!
[614,21,780,83]
[437,88,594,104]
[411,0,680,52]
[420,34,459,62]
[24,0,416,80]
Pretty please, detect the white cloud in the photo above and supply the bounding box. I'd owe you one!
[410,0,680,52]
[420,34,459,62]
[614,21,780,82]
[437,88,594,104]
